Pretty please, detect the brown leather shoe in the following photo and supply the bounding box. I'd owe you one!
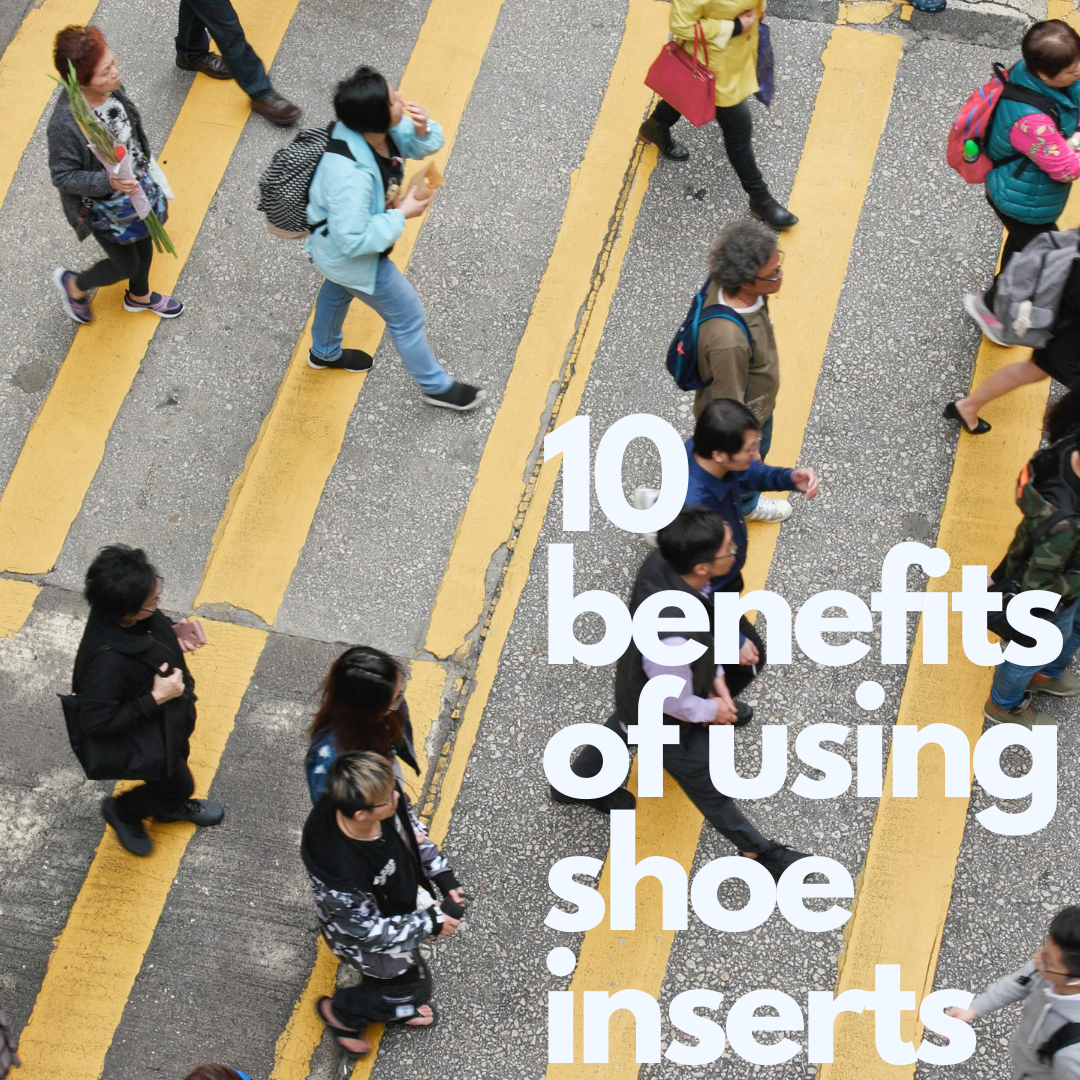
[175,52,233,79]
[251,91,301,126]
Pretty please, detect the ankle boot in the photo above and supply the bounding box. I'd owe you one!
[748,190,798,230]
[638,117,690,161]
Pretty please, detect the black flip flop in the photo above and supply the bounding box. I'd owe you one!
[397,1002,440,1031]
[943,400,991,435]
[315,996,371,1055]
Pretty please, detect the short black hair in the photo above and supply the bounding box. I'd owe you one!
[334,66,391,133]
[1023,20,1080,78]
[1050,906,1080,976]
[693,399,760,458]
[84,545,158,623]
[657,506,732,575]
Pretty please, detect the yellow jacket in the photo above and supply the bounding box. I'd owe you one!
[669,0,763,107]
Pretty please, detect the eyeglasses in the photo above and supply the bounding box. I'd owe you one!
[139,577,164,614]
[754,250,785,282]
[365,789,400,811]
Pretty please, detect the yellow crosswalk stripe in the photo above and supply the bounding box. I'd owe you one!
[0,0,101,212]
[12,620,267,1080]
[0,0,303,576]
[545,26,903,1075]
[820,182,1080,1080]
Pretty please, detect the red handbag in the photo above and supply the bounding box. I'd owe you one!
[644,24,716,127]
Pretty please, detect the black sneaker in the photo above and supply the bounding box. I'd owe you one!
[422,381,485,411]
[549,784,636,813]
[756,843,811,881]
[155,799,225,827]
[101,796,153,856]
[308,349,373,372]
[734,700,754,727]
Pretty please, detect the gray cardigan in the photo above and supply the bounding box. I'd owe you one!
[46,86,151,240]
[973,961,1080,1080]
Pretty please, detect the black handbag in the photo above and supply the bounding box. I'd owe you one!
[59,647,173,781]
[987,508,1071,648]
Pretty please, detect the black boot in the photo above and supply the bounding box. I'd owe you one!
[639,117,690,162]
[748,190,798,230]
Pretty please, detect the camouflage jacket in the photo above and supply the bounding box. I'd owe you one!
[1000,438,1080,602]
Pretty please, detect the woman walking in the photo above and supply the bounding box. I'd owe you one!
[48,26,182,323]
[638,0,797,230]
[305,645,420,804]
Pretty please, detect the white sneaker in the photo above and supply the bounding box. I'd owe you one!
[632,486,660,548]
[963,292,1007,347]
[745,497,792,523]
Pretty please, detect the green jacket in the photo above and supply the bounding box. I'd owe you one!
[1000,438,1080,601]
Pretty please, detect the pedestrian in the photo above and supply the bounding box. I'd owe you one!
[174,0,300,125]
[306,65,484,411]
[306,646,420,804]
[960,20,1080,350]
[637,0,797,230]
[303,752,466,1056]
[946,905,1080,1079]
[946,248,1080,435]
[49,26,183,324]
[71,545,222,857]
[184,1068,254,1080]
[551,507,809,880]
[692,221,788,521]
[982,422,1080,728]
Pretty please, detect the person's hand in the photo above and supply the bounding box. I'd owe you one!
[708,676,738,724]
[446,887,466,908]
[738,639,760,666]
[173,619,205,653]
[945,1006,977,1024]
[398,189,433,219]
[404,101,429,137]
[109,175,139,194]
[791,467,819,499]
[151,662,185,705]
[435,907,461,937]
[737,8,757,32]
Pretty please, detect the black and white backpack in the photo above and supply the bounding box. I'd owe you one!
[256,124,355,239]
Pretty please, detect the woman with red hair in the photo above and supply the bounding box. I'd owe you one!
[47,25,183,323]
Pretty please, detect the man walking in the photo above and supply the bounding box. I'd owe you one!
[551,507,809,881]
[174,0,301,126]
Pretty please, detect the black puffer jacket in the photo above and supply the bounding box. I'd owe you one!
[71,610,196,780]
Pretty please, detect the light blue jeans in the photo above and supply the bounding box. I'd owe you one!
[310,256,453,395]
[990,596,1080,709]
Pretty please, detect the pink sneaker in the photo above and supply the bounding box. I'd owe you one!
[123,291,184,318]
[963,292,1007,346]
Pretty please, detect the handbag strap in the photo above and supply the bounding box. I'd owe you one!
[692,22,710,68]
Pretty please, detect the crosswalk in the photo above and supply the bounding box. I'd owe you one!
[0,0,1073,1077]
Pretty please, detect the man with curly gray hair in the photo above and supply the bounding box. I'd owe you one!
[692,220,789,522]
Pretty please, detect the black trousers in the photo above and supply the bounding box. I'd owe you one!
[571,617,770,854]
[332,959,432,1030]
[76,234,154,297]
[176,0,272,98]
[115,763,194,824]
[652,97,766,195]
[983,196,1058,309]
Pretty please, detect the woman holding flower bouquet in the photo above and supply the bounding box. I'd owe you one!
[47,25,182,323]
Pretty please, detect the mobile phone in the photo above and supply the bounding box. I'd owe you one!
[173,619,207,648]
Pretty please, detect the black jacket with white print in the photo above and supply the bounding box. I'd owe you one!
[301,784,458,979]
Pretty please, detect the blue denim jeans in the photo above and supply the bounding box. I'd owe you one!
[740,414,774,514]
[176,0,272,98]
[310,258,454,395]
[989,596,1080,710]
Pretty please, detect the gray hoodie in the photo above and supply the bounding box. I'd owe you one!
[972,961,1080,1080]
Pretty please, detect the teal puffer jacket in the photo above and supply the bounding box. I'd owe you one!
[986,60,1080,224]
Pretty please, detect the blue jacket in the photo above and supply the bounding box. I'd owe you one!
[305,117,444,293]
[684,437,795,591]
[987,61,1080,224]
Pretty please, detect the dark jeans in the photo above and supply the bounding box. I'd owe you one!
[983,196,1057,309]
[332,959,432,1030]
[176,0,272,98]
[76,234,154,296]
[114,763,195,824]
[740,414,774,515]
[571,617,770,854]
[652,97,766,194]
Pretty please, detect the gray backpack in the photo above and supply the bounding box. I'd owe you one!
[992,229,1080,348]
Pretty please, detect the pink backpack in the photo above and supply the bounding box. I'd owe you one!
[948,63,1010,183]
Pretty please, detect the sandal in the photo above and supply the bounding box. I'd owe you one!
[315,996,371,1055]
[398,1002,439,1029]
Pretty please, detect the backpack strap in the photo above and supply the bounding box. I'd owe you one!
[698,304,755,361]
[1038,1020,1080,1064]
[308,126,358,234]
[992,79,1064,175]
